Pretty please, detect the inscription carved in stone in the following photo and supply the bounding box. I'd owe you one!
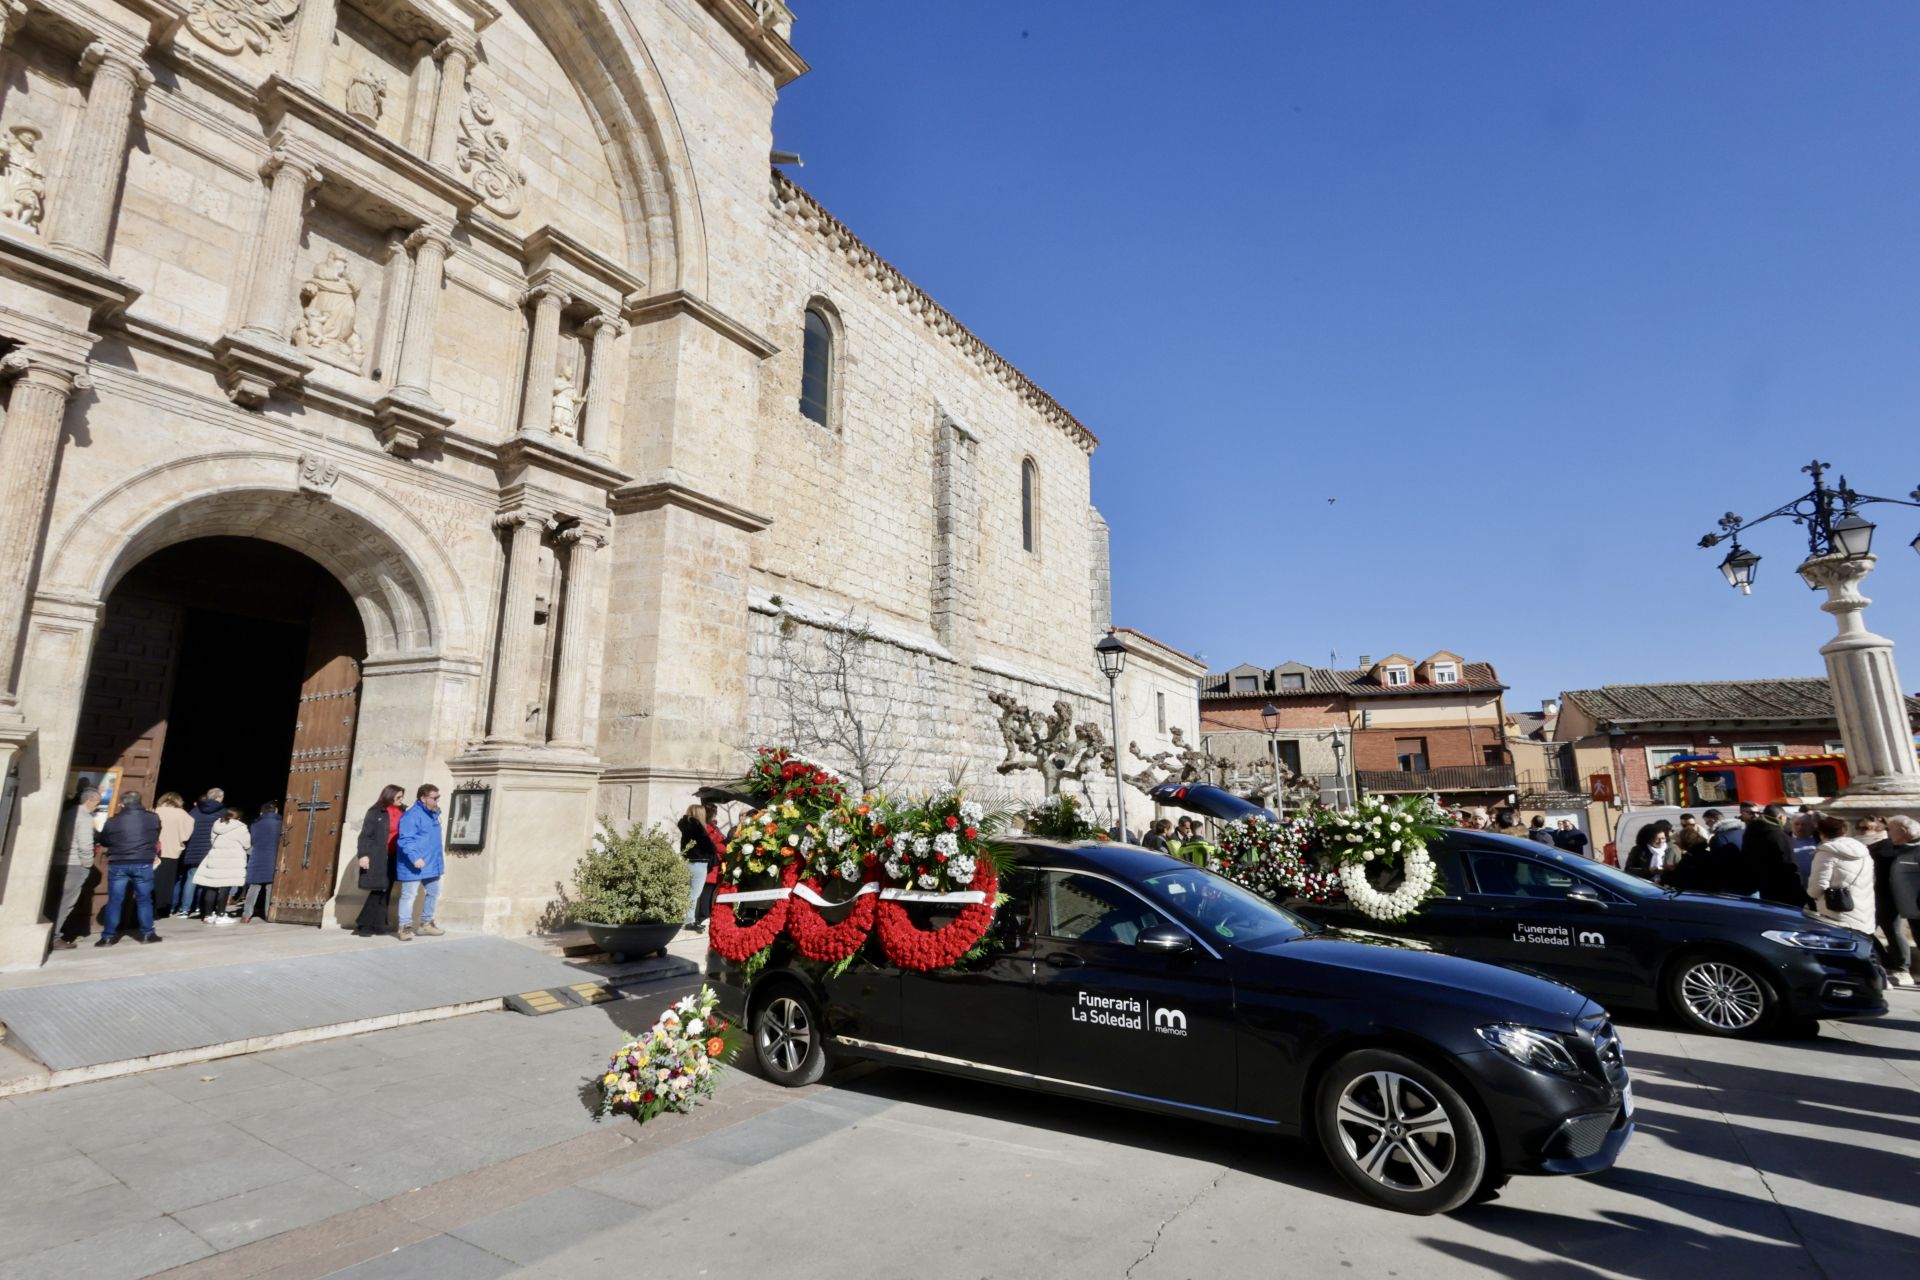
[184,0,301,56]
[345,69,387,127]
[456,86,526,218]
[292,249,365,368]
[0,124,45,231]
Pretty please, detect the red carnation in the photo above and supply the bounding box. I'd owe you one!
[936,852,948,862]
[963,827,977,840]
[945,815,959,829]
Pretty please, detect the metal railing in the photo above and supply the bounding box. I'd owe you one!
[1357,765,1517,794]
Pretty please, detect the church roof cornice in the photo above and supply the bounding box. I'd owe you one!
[773,172,1099,455]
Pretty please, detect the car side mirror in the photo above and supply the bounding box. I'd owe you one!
[1136,925,1193,956]
[1566,888,1606,909]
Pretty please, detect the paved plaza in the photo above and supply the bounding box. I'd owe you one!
[0,974,1913,1279]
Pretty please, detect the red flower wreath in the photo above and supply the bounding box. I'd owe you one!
[709,862,798,963]
[875,860,998,972]
[786,869,880,964]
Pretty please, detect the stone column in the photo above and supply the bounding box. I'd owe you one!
[428,35,476,168]
[47,42,151,265]
[288,0,340,89]
[391,227,451,395]
[0,355,86,714]
[1801,553,1920,817]
[403,40,437,153]
[577,314,624,455]
[548,526,603,747]
[237,152,321,341]
[373,229,412,383]
[516,283,568,436]
[486,511,546,742]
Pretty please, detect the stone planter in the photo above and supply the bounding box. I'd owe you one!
[578,919,681,962]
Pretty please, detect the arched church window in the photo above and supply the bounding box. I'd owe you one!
[1021,457,1039,553]
[801,304,834,426]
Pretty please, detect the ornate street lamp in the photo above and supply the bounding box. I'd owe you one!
[1095,631,1129,837]
[1261,701,1283,813]
[1698,460,1920,819]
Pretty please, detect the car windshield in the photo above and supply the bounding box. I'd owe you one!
[1135,864,1315,948]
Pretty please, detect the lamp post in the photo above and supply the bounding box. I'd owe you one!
[1698,460,1920,818]
[1095,631,1129,837]
[1261,702,1284,814]
[1331,733,1349,809]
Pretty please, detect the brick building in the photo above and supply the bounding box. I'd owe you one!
[1199,651,1513,809]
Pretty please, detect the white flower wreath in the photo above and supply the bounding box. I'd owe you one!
[1337,843,1436,922]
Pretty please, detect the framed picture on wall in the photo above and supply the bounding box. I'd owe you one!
[65,767,122,829]
[447,787,490,851]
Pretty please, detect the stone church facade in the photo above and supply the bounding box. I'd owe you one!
[0,0,1111,968]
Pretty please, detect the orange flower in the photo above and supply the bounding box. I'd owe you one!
[706,1036,726,1057]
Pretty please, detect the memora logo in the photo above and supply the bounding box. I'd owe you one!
[1151,1006,1188,1036]
[1577,930,1607,948]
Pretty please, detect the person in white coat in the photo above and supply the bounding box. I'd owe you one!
[194,808,251,925]
[1807,814,1877,939]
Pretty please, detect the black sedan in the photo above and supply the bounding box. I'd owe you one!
[1157,787,1889,1037]
[710,840,1632,1215]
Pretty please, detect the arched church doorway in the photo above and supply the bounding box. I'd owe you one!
[60,536,366,934]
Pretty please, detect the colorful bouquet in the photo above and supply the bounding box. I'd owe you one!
[598,986,735,1123]
[1214,815,1342,903]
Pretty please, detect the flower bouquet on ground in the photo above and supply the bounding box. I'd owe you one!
[598,986,737,1123]
[874,792,1004,970]
[1314,795,1453,922]
[1214,815,1342,903]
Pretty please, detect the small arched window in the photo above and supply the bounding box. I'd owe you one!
[800,305,833,426]
[1021,458,1039,553]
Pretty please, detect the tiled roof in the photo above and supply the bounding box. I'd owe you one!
[1111,627,1206,671]
[1561,678,1920,726]
[1201,661,1506,700]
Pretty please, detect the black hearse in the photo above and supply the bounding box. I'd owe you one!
[710,838,1632,1215]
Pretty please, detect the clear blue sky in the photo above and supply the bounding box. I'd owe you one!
[772,2,1920,708]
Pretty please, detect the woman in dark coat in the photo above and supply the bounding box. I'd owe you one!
[240,802,281,922]
[353,783,406,937]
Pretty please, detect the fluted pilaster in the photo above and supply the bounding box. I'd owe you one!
[288,0,340,88]
[428,36,476,168]
[0,356,85,705]
[47,43,151,264]
[486,511,546,741]
[239,152,321,339]
[391,227,451,395]
[517,283,567,436]
[548,526,604,746]
[578,313,625,455]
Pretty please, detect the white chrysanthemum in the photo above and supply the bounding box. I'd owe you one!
[916,873,938,889]
[950,855,976,881]
[960,800,985,823]
[913,835,932,855]
[838,860,860,881]
[934,832,959,857]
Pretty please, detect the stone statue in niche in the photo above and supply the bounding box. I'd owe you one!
[0,124,46,231]
[184,0,301,56]
[344,69,387,127]
[549,372,581,437]
[292,249,365,367]
[456,86,526,218]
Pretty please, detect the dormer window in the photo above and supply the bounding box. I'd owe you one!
[1432,662,1458,685]
[1232,675,1259,693]
[1279,672,1305,691]
[1386,665,1411,687]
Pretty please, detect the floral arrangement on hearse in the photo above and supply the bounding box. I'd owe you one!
[707,747,1009,973]
[1211,794,1451,923]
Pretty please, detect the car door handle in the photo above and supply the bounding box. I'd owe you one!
[1046,953,1084,969]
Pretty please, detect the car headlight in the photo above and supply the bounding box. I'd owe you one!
[1477,1023,1583,1077]
[1762,929,1858,952]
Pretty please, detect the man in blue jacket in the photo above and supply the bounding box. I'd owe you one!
[97,791,164,946]
[394,784,444,941]
[177,789,226,918]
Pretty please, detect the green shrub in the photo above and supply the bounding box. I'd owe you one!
[570,823,689,925]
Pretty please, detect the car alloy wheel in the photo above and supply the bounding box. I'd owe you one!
[1334,1070,1458,1193]
[1316,1048,1486,1214]
[751,987,828,1086]
[1677,959,1766,1033]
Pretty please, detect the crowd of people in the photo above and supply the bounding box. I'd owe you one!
[51,781,450,949]
[1618,802,1920,987]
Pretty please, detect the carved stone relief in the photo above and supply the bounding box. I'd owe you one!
[0,124,45,231]
[456,86,525,218]
[292,249,365,368]
[297,451,340,497]
[184,0,301,56]
[549,372,581,437]
[344,69,387,126]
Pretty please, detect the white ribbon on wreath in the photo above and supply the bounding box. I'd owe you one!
[1337,843,1436,922]
[878,888,988,904]
[713,886,793,904]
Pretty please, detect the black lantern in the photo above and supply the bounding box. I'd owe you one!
[1831,511,1875,559]
[1261,701,1280,727]
[1718,545,1760,594]
[1095,631,1128,679]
